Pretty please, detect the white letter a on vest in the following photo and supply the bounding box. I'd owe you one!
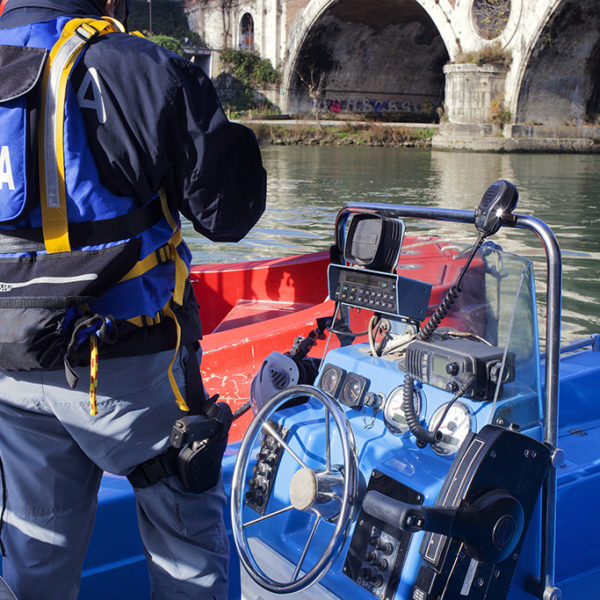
[0,146,15,191]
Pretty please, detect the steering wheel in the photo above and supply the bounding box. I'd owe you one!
[231,384,359,594]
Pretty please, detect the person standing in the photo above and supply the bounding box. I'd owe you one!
[0,1,266,598]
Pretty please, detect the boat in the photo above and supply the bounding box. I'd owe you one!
[72,181,600,599]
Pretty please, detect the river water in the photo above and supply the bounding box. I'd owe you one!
[183,146,600,345]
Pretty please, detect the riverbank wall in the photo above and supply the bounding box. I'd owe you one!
[240,119,600,153]
[242,120,436,148]
[433,123,600,153]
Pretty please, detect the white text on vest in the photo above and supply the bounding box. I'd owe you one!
[0,146,15,191]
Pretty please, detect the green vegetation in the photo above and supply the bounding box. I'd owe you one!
[129,0,204,46]
[454,42,512,68]
[147,35,184,57]
[488,98,512,126]
[472,0,511,40]
[220,49,281,88]
[215,50,281,114]
[246,123,435,148]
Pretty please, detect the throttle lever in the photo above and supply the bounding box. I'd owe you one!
[362,488,525,563]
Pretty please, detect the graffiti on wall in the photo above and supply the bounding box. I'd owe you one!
[319,96,438,116]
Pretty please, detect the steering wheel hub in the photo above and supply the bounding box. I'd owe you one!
[289,468,317,511]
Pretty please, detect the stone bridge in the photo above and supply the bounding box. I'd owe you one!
[185,0,600,129]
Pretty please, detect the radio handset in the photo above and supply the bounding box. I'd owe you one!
[474,179,519,238]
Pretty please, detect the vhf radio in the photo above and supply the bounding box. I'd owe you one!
[404,336,515,401]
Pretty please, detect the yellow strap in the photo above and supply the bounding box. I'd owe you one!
[123,298,189,411]
[39,18,118,253]
[158,189,188,306]
[164,304,189,412]
[89,335,99,416]
[119,229,182,282]
[102,16,126,32]
[126,307,166,328]
[118,190,188,306]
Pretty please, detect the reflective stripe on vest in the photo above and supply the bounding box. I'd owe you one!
[39,18,124,253]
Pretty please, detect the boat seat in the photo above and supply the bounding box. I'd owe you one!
[212,299,315,333]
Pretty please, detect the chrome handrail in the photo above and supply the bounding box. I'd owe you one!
[335,203,561,599]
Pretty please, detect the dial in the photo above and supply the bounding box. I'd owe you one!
[429,401,472,456]
[340,374,368,408]
[383,386,425,434]
[318,365,345,396]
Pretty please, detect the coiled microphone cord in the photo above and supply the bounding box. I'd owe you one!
[402,234,486,447]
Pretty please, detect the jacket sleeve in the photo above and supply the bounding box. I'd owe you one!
[77,35,266,243]
[164,60,267,242]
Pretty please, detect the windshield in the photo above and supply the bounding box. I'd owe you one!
[434,241,541,424]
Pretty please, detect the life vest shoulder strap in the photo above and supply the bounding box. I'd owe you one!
[39,17,124,255]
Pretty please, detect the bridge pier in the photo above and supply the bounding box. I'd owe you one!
[443,64,507,125]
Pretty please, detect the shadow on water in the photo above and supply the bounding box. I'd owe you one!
[184,146,600,343]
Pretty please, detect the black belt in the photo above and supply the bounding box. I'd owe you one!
[0,195,164,252]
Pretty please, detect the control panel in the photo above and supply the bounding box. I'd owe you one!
[328,264,432,320]
[244,421,288,515]
[343,470,423,599]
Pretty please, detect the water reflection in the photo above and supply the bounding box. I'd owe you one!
[185,146,600,342]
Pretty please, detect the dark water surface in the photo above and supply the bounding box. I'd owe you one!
[183,146,600,344]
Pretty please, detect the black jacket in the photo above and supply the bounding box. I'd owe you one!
[0,0,267,356]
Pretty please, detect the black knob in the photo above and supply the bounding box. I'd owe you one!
[446,381,459,394]
[366,552,388,571]
[360,567,376,580]
[249,478,267,493]
[263,453,277,465]
[376,541,393,555]
[446,362,460,376]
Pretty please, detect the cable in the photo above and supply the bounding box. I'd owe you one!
[402,234,487,448]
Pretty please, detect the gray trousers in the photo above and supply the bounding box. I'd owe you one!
[0,347,229,600]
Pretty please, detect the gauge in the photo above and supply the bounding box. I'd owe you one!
[318,364,345,397]
[429,401,472,456]
[383,386,425,434]
[340,374,368,408]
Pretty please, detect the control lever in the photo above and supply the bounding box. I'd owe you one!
[474,179,519,238]
[362,488,524,564]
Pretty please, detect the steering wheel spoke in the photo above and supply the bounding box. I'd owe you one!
[261,419,309,470]
[292,512,322,582]
[325,408,333,472]
[231,384,359,594]
[243,503,295,529]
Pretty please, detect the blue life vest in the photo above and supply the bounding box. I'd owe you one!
[0,16,192,410]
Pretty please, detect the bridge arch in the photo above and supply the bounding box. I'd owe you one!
[513,0,600,125]
[281,0,456,119]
